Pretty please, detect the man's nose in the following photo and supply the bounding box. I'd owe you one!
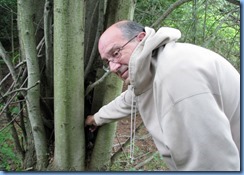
[109,62,121,73]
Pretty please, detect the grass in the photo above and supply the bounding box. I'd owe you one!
[110,145,169,171]
[111,117,169,171]
[0,125,21,171]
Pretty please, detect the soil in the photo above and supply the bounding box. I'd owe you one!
[112,115,169,171]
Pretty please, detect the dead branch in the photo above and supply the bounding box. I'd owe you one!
[0,92,18,118]
[84,1,99,65]
[84,1,104,78]
[0,109,17,133]
[134,151,159,170]
[85,70,110,96]
[225,0,240,6]
[0,60,26,87]
[37,37,45,57]
[203,9,235,48]
[0,80,39,117]
[0,41,18,82]
[1,80,40,99]
[111,121,144,164]
[151,0,192,28]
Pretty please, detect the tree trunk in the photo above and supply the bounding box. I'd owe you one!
[88,0,136,170]
[18,0,48,170]
[53,0,85,170]
[88,70,123,170]
[44,0,54,106]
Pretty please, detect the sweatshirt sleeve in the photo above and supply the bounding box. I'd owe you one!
[161,93,240,170]
[94,86,134,126]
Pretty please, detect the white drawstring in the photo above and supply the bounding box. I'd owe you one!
[130,90,137,163]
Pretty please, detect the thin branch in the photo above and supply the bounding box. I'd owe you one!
[111,121,144,164]
[3,65,27,97]
[37,37,45,57]
[225,0,240,6]
[2,106,25,160]
[11,9,14,58]
[0,113,18,133]
[84,1,99,64]
[115,133,129,161]
[0,4,18,14]
[85,0,105,78]
[44,0,53,74]
[36,36,45,51]
[0,92,18,118]
[203,10,234,47]
[1,80,40,99]
[151,0,192,28]
[0,80,38,117]
[0,41,18,82]
[134,152,159,170]
[85,70,110,96]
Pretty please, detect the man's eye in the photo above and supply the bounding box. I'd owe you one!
[113,50,120,57]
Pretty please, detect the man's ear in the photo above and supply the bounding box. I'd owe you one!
[137,32,146,41]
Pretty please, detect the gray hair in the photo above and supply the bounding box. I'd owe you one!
[115,20,145,39]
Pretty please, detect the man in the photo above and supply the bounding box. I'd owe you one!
[85,20,240,171]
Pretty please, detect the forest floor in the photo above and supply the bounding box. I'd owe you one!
[0,114,169,171]
[0,63,169,171]
[111,115,169,171]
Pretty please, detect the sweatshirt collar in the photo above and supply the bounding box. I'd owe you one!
[129,26,181,95]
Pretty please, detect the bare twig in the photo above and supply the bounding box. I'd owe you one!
[0,41,18,82]
[1,80,40,99]
[0,113,17,134]
[37,37,45,57]
[111,121,144,164]
[0,92,18,118]
[0,80,39,117]
[85,0,105,78]
[0,4,17,14]
[84,1,99,63]
[225,0,240,6]
[85,70,110,96]
[0,60,26,86]
[1,105,25,160]
[134,151,159,170]
[151,0,192,28]
[203,10,234,48]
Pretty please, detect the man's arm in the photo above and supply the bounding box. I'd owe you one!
[85,86,134,127]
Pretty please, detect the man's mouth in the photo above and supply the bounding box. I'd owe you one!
[117,65,128,80]
[120,69,128,79]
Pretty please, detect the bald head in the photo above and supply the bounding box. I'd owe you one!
[98,20,145,55]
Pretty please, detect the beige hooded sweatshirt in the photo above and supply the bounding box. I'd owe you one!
[93,27,240,171]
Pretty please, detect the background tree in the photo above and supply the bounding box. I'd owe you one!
[135,0,240,71]
[18,0,48,170]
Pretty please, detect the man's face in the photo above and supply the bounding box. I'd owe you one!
[98,26,139,82]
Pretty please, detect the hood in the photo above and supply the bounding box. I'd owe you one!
[129,26,181,95]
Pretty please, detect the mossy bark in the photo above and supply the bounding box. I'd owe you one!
[53,0,85,170]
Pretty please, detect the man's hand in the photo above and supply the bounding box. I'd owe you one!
[85,115,98,132]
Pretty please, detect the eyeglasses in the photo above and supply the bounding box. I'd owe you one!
[102,35,138,72]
